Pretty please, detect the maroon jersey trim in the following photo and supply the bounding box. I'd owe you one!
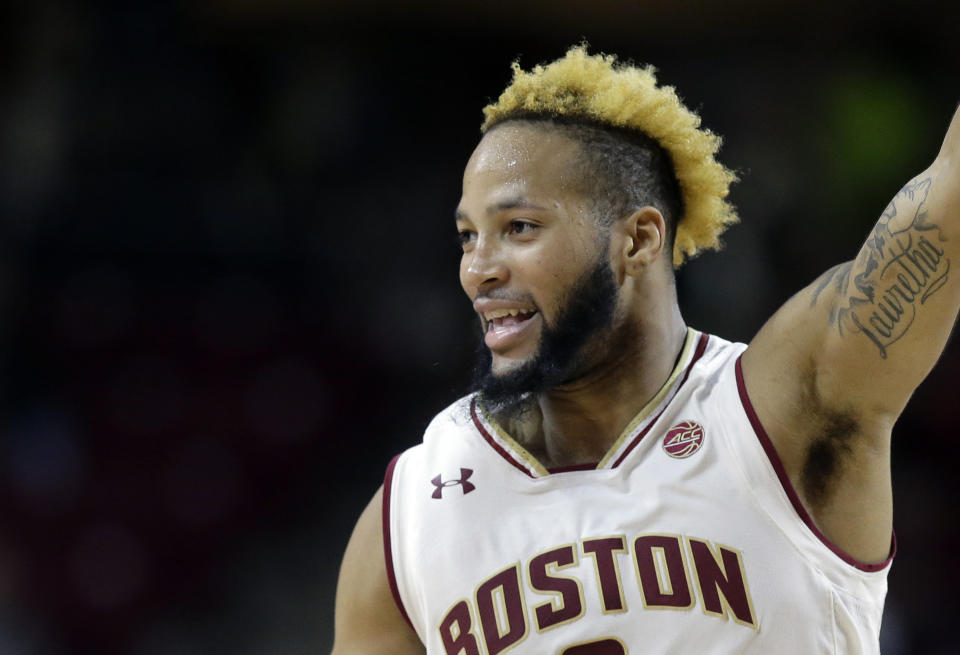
[470,398,538,478]
[611,332,711,468]
[382,454,416,631]
[735,355,896,572]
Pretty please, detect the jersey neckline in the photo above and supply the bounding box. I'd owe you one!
[469,328,710,478]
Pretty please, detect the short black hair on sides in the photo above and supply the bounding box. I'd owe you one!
[488,117,684,255]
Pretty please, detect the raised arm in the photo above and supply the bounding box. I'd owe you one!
[332,487,424,655]
[742,103,960,564]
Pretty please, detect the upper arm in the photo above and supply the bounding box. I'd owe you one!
[806,107,960,415]
[813,164,959,414]
[750,105,960,420]
[750,156,960,424]
[332,486,424,655]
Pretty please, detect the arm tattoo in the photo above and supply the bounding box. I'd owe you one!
[815,177,950,359]
[810,262,853,311]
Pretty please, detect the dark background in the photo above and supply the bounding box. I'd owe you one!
[1,1,958,653]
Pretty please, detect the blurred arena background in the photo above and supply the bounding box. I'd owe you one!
[0,1,957,653]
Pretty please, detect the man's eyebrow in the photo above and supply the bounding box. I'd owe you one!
[455,198,548,222]
[489,198,548,214]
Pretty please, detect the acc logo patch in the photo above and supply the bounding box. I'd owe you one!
[662,420,705,459]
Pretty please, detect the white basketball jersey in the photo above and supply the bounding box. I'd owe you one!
[383,329,893,654]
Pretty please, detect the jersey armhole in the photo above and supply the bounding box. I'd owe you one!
[734,355,896,573]
[382,454,416,631]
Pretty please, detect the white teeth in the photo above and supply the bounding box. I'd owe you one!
[483,308,535,320]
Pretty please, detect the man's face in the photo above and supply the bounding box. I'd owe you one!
[455,124,620,407]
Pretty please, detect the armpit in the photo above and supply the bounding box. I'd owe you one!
[800,409,860,509]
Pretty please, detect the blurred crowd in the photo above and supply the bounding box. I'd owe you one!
[0,1,957,653]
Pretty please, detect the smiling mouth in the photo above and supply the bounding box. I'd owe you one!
[484,308,538,332]
[482,308,540,351]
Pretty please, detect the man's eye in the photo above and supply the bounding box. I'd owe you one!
[510,220,537,235]
[457,230,476,247]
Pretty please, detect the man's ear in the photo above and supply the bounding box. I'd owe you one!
[612,206,666,278]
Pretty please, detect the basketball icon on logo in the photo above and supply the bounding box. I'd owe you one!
[662,420,705,459]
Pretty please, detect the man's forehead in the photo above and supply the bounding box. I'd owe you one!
[467,132,531,173]
[472,124,581,169]
[463,127,582,200]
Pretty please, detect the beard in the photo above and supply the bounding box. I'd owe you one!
[472,248,619,416]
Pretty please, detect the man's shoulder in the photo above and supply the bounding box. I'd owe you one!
[397,394,477,459]
[697,329,744,351]
[424,393,476,435]
[684,329,747,378]
[389,394,481,489]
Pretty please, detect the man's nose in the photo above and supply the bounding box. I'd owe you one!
[462,236,509,292]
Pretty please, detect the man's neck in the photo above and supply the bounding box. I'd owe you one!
[523,314,688,469]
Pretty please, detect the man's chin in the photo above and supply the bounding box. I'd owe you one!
[488,352,534,377]
[474,353,540,414]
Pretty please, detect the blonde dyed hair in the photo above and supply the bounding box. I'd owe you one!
[482,46,738,267]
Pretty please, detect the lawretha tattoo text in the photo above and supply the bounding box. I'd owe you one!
[812,177,950,359]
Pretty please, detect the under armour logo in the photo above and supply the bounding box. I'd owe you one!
[431,468,476,499]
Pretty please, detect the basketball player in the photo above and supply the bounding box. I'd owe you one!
[332,47,960,653]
